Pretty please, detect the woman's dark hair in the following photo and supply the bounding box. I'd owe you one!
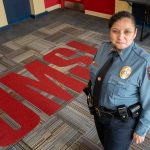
[108,11,136,29]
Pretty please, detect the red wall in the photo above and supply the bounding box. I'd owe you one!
[44,0,115,15]
[44,0,60,8]
[84,0,115,15]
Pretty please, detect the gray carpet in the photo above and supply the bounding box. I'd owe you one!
[0,9,150,150]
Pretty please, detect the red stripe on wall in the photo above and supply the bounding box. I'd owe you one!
[44,0,60,8]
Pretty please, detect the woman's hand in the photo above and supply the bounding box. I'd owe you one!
[133,132,145,144]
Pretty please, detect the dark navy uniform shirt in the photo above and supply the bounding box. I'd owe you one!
[89,41,150,137]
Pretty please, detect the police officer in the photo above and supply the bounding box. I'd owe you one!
[88,11,150,150]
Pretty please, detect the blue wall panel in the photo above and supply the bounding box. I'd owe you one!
[3,0,31,24]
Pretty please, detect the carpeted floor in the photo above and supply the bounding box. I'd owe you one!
[0,9,150,150]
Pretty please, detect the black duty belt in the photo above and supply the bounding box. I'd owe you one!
[83,81,141,121]
[95,103,141,122]
[95,106,120,118]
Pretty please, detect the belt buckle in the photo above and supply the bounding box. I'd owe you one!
[95,107,101,117]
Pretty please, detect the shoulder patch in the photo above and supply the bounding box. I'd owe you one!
[147,66,150,80]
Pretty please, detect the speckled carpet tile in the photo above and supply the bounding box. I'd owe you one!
[0,22,150,150]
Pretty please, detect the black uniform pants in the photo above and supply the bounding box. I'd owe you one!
[94,114,138,150]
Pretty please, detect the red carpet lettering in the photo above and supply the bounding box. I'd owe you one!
[70,65,90,80]
[44,48,92,66]
[0,89,40,146]
[1,72,62,115]
[67,40,96,55]
[0,41,96,146]
[26,60,86,93]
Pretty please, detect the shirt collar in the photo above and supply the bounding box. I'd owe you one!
[110,42,135,61]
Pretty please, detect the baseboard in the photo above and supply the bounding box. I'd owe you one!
[46,4,61,12]
[30,11,48,19]
[85,10,112,19]
[0,24,9,31]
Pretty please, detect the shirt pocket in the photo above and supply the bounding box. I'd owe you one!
[107,75,136,98]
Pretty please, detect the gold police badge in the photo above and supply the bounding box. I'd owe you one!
[119,66,132,79]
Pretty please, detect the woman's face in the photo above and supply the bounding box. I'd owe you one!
[110,17,137,52]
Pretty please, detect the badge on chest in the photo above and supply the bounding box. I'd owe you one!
[119,66,132,79]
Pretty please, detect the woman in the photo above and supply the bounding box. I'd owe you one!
[88,11,150,150]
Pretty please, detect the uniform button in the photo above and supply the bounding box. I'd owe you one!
[97,77,101,81]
